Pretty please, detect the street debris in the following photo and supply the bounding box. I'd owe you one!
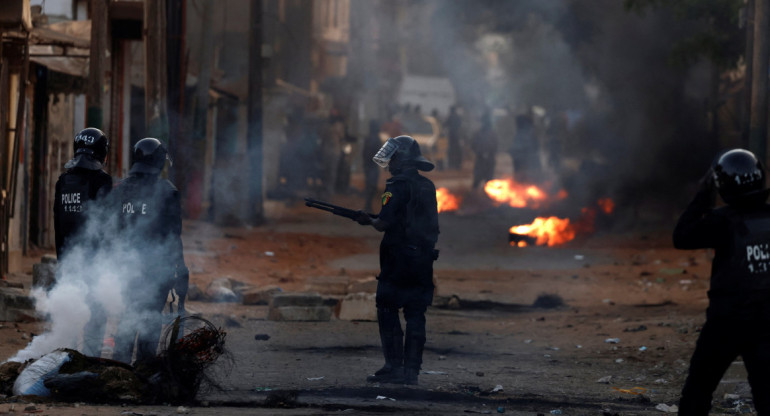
[655,403,679,413]
[623,325,647,332]
[423,370,448,375]
[605,338,620,344]
[254,334,271,341]
[613,386,647,395]
[532,293,564,309]
[597,376,612,384]
[1,316,229,404]
[376,395,396,401]
[306,376,325,381]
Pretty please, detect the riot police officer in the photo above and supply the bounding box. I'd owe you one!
[674,149,770,415]
[53,127,112,357]
[356,135,439,385]
[111,138,189,364]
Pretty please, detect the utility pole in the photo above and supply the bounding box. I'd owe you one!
[186,0,214,219]
[247,0,264,225]
[167,0,186,186]
[144,0,169,141]
[750,0,770,164]
[87,0,108,128]
[744,0,755,148]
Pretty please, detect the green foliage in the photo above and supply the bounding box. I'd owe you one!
[624,0,745,69]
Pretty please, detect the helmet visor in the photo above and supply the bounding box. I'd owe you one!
[373,138,398,168]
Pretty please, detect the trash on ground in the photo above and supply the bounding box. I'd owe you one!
[574,255,584,260]
[639,346,648,351]
[550,410,563,415]
[423,370,448,375]
[613,386,647,395]
[623,325,647,332]
[376,395,396,401]
[4,316,229,404]
[597,376,612,384]
[254,334,271,341]
[655,403,679,413]
[264,251,275,256]
[605,338,620,344]
[306,376,325,381]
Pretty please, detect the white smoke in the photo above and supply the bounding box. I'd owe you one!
[7,178,181,363]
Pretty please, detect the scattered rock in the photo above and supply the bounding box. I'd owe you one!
[337,293,376,321]
[241,285,282,305]
[597,375,613,384]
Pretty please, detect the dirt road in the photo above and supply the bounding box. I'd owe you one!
[0,171,754,415]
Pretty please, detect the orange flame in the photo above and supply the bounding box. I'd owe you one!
[436,188,460,213]
[484,179,550,208]
[597,198,615,214]
[509,216,576,247]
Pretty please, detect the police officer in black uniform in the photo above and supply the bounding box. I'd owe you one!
[111,138,189,364]
[674,149,770,415]
[356,135,439,385]
[54,127,112,357]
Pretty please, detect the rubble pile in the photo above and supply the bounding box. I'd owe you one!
[0,316,228,405]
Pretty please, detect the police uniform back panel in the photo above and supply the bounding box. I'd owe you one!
[706,205,770,299]
[54,169,112,257]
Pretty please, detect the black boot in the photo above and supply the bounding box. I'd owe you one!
[404,367,419,385]
[403,335,425,386]
[367,334,404,383]
[366,365,405,383]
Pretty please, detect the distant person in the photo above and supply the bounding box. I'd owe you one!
[382,112,404,139]
[673,149,770,415]
[321,108,346,197]
[446,105,463,170]
[112,138,189,364]
[471,111,498,189]
[511,108,539,182]
[356,135,439,385]
[54,127,113,357]
[362,120,382,212]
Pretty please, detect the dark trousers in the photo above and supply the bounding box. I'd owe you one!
[376,280,433,370]
[679,317,770,415]
[112,286,170,364]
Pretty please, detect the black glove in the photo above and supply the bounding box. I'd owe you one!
[355,210,373,225]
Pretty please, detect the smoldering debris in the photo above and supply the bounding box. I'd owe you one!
[0,316,229,404]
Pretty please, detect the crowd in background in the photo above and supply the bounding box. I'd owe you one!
[275,97,580,210]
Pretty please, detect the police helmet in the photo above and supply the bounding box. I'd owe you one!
[712,148,769,205]
[130,137,170,175]
[373,135,434,172]
[64,127,109,170]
